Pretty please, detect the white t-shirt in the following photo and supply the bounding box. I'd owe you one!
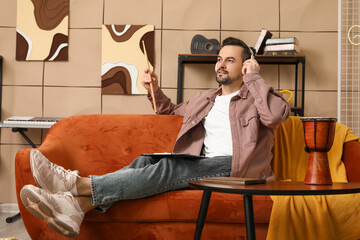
[202,90,240,157]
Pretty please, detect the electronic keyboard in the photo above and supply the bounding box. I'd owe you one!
[0,116,63,129]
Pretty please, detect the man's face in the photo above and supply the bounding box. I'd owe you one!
[216,45,244,85]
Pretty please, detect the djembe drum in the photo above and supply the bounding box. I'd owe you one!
[301,118,337,185]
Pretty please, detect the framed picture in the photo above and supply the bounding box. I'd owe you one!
[16,0,69,61]
[102,24,155,95]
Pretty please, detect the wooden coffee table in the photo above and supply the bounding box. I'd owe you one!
[189,180,360,240]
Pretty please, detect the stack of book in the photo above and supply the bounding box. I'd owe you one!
[263,37,300,55]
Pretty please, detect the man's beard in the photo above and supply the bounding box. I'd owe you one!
[216,73,241,85]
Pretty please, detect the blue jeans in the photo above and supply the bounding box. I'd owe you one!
[90,155,232,212]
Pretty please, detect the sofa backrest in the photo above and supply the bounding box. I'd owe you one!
[37,114,356,182]
[38,114,183,177]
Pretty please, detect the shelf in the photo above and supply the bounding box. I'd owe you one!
[178,54,305,64]
[177,54,306,116]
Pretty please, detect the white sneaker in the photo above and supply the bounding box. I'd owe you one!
[20,185,84,238]
[30,149,80,194]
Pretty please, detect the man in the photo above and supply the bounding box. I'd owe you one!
[20,37,290,238]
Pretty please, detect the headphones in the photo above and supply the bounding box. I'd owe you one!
[249,47,255,60]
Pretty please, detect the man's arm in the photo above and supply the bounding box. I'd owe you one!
[242,60,290,128]
[140,70,188,116]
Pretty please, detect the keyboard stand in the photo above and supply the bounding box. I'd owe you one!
[5,212,21,223]
[12,127,37,148]
[0,120,59,223]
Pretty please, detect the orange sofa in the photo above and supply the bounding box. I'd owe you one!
[15,114,360,240]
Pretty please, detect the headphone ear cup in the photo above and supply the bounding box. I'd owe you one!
[215,62,218,73]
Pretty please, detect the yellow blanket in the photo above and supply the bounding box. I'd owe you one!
[267,117,360,240]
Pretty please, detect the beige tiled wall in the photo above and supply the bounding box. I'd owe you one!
[222,0,279,31]
[0,0,338,202]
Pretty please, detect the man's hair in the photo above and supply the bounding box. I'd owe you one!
[221,37,252,62]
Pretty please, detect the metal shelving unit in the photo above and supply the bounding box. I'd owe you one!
[177,54,306,116]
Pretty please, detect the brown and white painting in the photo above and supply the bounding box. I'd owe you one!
[102,24,155,95]
[16,0,69,61]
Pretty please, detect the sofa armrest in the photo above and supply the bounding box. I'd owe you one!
[342,140,360,182]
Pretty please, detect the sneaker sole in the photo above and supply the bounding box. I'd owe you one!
[20,186,78,238]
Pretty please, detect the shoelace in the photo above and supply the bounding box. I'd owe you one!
[51,191,81,213]
[50,162,80,181]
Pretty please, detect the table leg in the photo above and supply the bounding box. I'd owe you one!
[243,195,256,240]
[194,190,212,240]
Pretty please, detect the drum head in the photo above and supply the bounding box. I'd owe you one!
[301,117,337,122]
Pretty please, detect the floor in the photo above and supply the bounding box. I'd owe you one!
[0,204,30,240]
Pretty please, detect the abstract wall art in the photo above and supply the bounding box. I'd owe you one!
[16,0,69,61]
[101,24,155,95]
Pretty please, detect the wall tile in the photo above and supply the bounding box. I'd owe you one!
[44,29,102,87]
[0,145,25,203]
[0,28,44,86]
[163,0,220,30]
[1,86,43,144]
[162,30,220,89]
[161,88,177,103]
[1,86,42,118]
[304,91,337,117]
[102,95,154,114]
[0,0,16,27]
[70,0,103,29]
[280,0,338,31]
[104,0,162,28]
[183,64,219,89]
[279,32,337,91]
[1,128,43,145]
[44,87,101,117]
[222,0,279,31]
[221,31,270,49]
